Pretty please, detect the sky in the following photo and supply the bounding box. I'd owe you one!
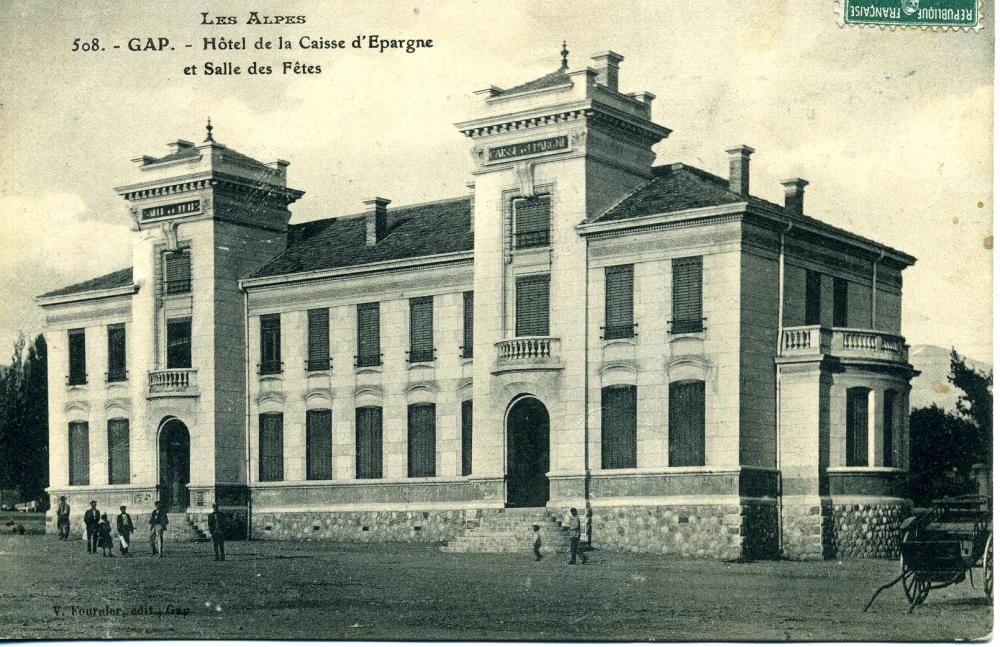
[0,0,993,362]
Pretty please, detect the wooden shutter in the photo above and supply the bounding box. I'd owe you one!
[833,277,849,327]
[883,391,896,467]
[107,324,126,382]
[259,314,281,374]
[69,421,90,485]
[461,399,473,476]
[805,270,822,325]
[107,418,130,485]
[357,303,380,366]
[669,380,705,467]
[258,413,284,481]
[407,403,436,478]
[515,275,550,336]
[462,291,474,358]
[307,309,330,371]
[605,265,634,338]
[601,386,637,469]
[68,329,86,385]
[672,257,703,333]
[846,388,869,466]
[164,249,191,294]
[409,296,434,362]
[355,407,383,479]
[514,196,550,248]
[306,409,332,480]
[166,318,192,369]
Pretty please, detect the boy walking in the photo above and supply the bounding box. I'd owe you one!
[116,505,134,556]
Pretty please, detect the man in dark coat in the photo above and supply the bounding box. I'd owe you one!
[566,507,588,565]
[149,501,168,557]
[116,505,134,556]
[83,501,100,554]
[56,497,70,540]
[207,503,227,561]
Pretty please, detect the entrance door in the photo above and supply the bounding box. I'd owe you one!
[158,418,190,512]
[506,397,550,507]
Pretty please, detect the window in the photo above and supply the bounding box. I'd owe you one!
[164,248,191,294]
[107,418,129,485]
[601,386,637,469]
[258,314,281,375]
[883,390,896,467]
[356,406,383,479]
[68,421,89,485]
[107,324,127,382]
[461,399,473,476]
[513,195,551,249]
[306,409,332,480]
[604,265,635,340]
[307,309,330,371]
[462,291,474,359]
[805,270,822,326]
[409,296,435,363]
[846,387,870,467]
[166,318,191,369]
[68,328,86,385]
[407,403,436,478]
[833,277,849,327]
[356,303,381,367]
[515,274,550,336]
[671,257,703,333]
[669,380,705,467]
[258,413,284,481]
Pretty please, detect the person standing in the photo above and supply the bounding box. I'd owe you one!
[56,497,70,541]
[149,501,168,557]
[207,503,227,561]
[532,524,543,562]
[116,505,134,556]
[83,501,101,554]
[97,514,114,557]
[567,507,588,565]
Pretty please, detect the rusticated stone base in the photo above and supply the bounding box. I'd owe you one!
[781,499,834,561]
[830,499,909,559]
[250,509,474,543]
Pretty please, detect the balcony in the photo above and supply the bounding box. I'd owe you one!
[779,326,909,364]
[148,368,199,397]
[493,336,563,374]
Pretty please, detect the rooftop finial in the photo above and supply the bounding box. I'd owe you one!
[560,41,569,70]
[204,117,214,143]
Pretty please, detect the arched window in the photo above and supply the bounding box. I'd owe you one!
[846,387,871,467]
[356,406,383,479]
[306,409,332,480]
[601,385,637,469]
[107,418,130,485]
[669,380,705,467]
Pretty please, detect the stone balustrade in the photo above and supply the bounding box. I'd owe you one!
[148,368,199,396]
[779,326,908,363]
[494,337,562,371]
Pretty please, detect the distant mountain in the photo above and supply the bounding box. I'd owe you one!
[908,345,992,412]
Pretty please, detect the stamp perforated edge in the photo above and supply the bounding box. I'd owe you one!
[834,0,985,31]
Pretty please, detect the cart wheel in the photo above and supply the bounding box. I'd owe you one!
[984,533,993,603]
[901,565,929,604]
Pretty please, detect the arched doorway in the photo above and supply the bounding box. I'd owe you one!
[158,418,190,512]
[506,397,550,507]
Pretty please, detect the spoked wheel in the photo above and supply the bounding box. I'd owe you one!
[902,565,930,605]
[984,533,993,603]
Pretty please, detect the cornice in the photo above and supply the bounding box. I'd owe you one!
[37,284,138,308]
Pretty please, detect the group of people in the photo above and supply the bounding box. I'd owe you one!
[532,507,589,565]
[54,496,227,560]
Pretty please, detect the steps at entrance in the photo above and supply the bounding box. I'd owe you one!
[176,517,208,542]
[441,508,570,554]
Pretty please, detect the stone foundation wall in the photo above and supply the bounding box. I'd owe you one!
[250,509,473,542]
[780,500,834,560]
[830,500,909,559]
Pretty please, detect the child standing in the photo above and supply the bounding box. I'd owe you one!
[532,524,542,561]
[97,514,114,557]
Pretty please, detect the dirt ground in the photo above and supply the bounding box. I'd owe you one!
[0,534,992,641]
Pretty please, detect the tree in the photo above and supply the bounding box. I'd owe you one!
[0,334,48,503]
[949,348,992,464]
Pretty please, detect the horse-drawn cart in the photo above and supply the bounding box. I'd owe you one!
[864,495,992,613]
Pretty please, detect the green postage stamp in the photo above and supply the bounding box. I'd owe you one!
[840,0,981,28]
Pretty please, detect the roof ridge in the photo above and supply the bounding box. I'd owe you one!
[593,176,657,222]
[292,194,471,228]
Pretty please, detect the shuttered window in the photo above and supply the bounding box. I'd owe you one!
[513,196,551,248]
[833,277,848,327]
[407,403,436,478]
[259,314,281,375]
[669,380,705,467]
[461,399,473,476]
[258,413,284,482]
[604,265,635,339]
[672,256,703,333]
[107,418,130,485]
[601,386,637,469]
[68,421,90,485]
[409,296,434,362]
[164,249,191,294]
[107,324,127,382]
[356,407,383,479]
[166,318,191,369]
[68,328,87,385]
[805,270,822,326]
[462,291,474,359]
[883,390,896,467]
[307,309,330,371]
[306,409,332,480]
[356,303,381,367]
[515,275,550,336]
[846,388,870,467]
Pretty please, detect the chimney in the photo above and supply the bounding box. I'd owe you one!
[363,197,390,246]
[780,178,809,216]
[725,145,755,197]
[590,51,624,92]
[466,181,475,234]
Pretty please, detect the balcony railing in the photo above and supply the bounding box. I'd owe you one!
[164,278,191,295]
[106,369,128,383]
[355,353,382,368]
[779,325,908,363]
[514,230,550,249]
[407,348,436,363]
[305,358,331,372]
[258,360,283,376]
[495,337,562,370]
[148,368,198,395]
[601,323,637,341]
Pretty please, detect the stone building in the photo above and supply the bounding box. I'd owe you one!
[39,49,916,559]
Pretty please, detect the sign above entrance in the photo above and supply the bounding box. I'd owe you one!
[142,200,201,220]
[488,136,568,162]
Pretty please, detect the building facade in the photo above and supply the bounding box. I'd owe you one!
[40,50,916,559]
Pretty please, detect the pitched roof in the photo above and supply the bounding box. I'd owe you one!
[596,164,743,222]
[250,197,473,278]
[39,267,134,299]
[498,68,571,96]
